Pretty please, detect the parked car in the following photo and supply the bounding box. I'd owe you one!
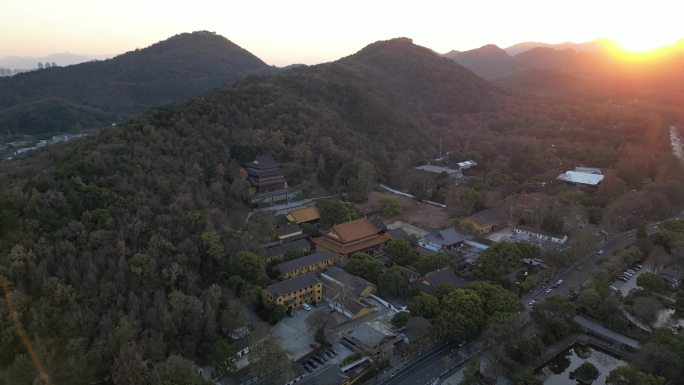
[626,269,636,274]
[634,264,643,269]
[313,356,325,364]
[313,302,320,308]
[287,310,294,318]
[325,351,335,358]
[545,288,552,294]
[329,348,337,356]
[619,276,629,282]
[623,271,634,277]
[302,303,312,311]
[598,250,604,255]
[304,364,313,372]
[307,359,317,368]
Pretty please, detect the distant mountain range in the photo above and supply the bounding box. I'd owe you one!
[444,39,684,100]
[0,31,276,134]
[0,53,111,69]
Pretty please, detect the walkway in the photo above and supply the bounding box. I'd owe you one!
[574,315,640,350]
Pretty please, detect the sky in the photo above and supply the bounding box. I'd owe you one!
[2,0,683,66]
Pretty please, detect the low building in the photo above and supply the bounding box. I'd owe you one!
[457,160,478,170]
[514,225,568,245]
[313,218,392,265]
[415,164,462,178]
[418,228,465,252]
[262,273,322,311]
[286,206,321,225]
[342,321,405,357]
[276,223,303,240]
[321,267,377,298]
[463,236,495,250]
[387,227,411,241]
[321,267,377,319]
[557,167,604,187]
[298,364,351,385]
[413,266,467,295]
[276,250,334,279]
[261,238,311,263]
[464,208,507,234]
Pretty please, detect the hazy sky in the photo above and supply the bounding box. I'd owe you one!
[2,0,682,66]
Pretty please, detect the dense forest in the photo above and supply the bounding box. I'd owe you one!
[0,31,275,135]
[0,37,682,384]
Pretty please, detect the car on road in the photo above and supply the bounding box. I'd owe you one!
[302,303,312,311]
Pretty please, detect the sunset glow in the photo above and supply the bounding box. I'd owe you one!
[1,0,682,65]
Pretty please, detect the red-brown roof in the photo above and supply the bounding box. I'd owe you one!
[327,218,381,243]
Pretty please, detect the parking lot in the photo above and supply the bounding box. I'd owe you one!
[611,260,651,296]
[273,305,335,360]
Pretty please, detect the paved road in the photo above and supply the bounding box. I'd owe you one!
[523,220,671,307]
[379,343,453,385]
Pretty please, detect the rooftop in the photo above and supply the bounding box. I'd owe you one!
[388,227,410,240]
[276,223,302,237]
[415,164,460,175]
[276,250,333,275]
[299,364,350,385]
[468,208,505,226]
[416,266,467,294]
[325,218,382,243]
[557,170,605,186]
[244,154,281,170]
[263,238,311,258]
[286,206,320,224]
[265,272,320,297]
[515,225,566,240]
[322,267,375,296]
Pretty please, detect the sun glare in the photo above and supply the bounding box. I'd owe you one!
[611,33,676,54]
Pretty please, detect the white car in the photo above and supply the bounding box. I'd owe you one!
[302,303,312,311]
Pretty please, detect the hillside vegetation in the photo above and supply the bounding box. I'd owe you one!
[0,31,274,135]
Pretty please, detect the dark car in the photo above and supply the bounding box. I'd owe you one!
[325,350,335,358]
[313,302,320,308]
[304,364,313,372]
[307,359,318,368]
[313,356,325,364]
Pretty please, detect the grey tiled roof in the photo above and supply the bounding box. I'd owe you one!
[469,208,505,226]
[276,251,332,274]
[265,272,319,297]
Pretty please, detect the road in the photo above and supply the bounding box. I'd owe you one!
[523,220,671,307]
[380,343,453,385]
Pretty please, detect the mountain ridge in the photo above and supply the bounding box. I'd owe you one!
[0,31,276,135]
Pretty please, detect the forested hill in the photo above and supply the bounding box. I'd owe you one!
[0,37,679,385]
[0,31,275,134]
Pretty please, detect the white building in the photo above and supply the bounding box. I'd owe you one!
[514,225,568,245]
